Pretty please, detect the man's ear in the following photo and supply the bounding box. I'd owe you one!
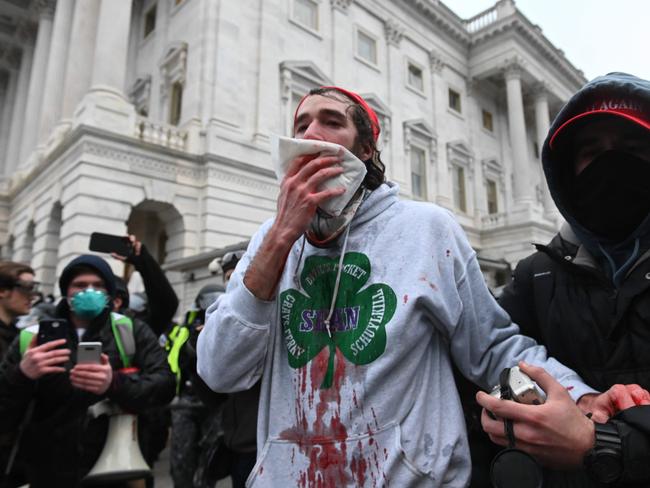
[0,288,10,299]
[359,142,373,161]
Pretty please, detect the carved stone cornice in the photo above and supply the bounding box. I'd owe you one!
[330,0,353,13]
[384,19,404,47]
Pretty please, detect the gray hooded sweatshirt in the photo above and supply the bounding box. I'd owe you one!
[198,182,594,487]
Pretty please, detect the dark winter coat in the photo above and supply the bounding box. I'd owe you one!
[497,71,650,487]
[0,301,175,487]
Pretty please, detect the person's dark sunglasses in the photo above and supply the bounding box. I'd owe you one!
[14,280,40,295]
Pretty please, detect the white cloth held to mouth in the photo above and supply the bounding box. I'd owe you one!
[270,135,367,217]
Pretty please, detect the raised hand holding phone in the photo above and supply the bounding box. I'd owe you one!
[19,335,70,380]
[88,232,132,257]
[70,353,113,395]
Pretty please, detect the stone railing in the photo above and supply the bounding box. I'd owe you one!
[481,212,507,229]
[134,117,187,151]
[463,5,498,33]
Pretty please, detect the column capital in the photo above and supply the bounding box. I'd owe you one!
[532,81,549,102]
[330,0,353,13]
[428,49,444,73]
[384,19,404,47]
[503,56,525,81]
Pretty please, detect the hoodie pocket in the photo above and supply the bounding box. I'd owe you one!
[246,422,431,488]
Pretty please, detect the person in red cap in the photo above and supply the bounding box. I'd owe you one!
[477,72,650,486]
[198,85,630,487]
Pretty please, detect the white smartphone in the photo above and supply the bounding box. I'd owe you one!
[77,342,102,364]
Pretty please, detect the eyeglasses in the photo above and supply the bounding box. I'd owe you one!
[14,280,40,295]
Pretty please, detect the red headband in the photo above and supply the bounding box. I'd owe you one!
[293,86,381,141]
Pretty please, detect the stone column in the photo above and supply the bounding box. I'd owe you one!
[57,0,101,131]
[74,0,135,134]
[330,0,353,83]
[429,49,451,208]
[504,59,532,206]
[19,0,55,165]
[37,0,75,149]
[0,66,18,174]
[384,19,405,185]
[5,32,34,176]
[533,82,558,217]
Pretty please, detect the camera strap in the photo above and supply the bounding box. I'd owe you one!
[490,368,544,488]
[498,368,517,448]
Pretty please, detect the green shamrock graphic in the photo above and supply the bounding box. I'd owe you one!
[279,252,396,389]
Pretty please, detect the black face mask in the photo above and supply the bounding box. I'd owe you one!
[571,149,650,242]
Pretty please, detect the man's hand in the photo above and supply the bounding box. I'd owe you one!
[578,384,650,423]
[69,353,113,395]
[111,234,142,262]
[272,151,345,244]
[19,337,70,380]
[476,361,595,468]
[243,151,345,300]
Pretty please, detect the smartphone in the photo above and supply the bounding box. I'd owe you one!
[89,232,131,256]
[77,342,102,364]
[37,319,69,346]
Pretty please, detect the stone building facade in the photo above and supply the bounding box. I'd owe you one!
[0,0,586,311]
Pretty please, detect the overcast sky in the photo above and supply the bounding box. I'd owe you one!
[447,0,650,82]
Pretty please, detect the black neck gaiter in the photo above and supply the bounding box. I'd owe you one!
[571,150,650,243]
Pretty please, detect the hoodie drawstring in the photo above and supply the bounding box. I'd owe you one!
[323,223,352,338]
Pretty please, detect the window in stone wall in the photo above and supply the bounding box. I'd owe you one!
[407,62,424,92]
[486,178,498,214]
[293,0,319,31]
[448,88,461,113]
[356,29,377,65]
[452,165,467,213]
[482,109,493,132]
[169,81,183,126]
[144,4,157,38]
[410,145,427,199]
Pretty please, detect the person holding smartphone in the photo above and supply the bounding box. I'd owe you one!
[0,254,175,487]
[0,261,38,487]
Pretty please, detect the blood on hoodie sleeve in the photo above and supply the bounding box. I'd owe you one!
[197,220,276,393]
[442,215,596,401]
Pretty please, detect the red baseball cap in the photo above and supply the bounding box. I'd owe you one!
[549,98,650,150]
[293,86,381,142]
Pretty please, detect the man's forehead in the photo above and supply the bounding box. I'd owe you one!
[295,94,350,118]
[70,273,104,283]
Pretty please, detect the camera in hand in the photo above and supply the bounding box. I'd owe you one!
[490,366,546,405]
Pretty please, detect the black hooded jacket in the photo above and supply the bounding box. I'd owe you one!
[0,258,175,487]
[498,73,650,487]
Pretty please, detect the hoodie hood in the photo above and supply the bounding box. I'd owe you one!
[59,254,117,298]
[542,72,650,283]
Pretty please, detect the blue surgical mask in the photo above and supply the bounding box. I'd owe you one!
[70,288,108,319]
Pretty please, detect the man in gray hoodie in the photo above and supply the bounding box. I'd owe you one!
[198,86,626,487]
[479,73,650,486]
